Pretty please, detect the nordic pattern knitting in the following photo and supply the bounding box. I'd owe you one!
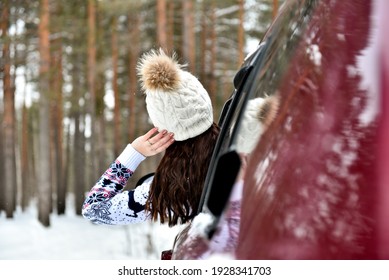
[82,160,151,225]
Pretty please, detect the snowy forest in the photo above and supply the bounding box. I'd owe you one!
[0,0,281,259]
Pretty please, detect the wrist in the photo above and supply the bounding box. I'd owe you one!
[117,144,146,171]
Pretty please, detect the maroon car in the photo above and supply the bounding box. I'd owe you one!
[169,0,389,260]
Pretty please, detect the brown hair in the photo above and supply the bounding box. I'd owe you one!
[146,123,220,227]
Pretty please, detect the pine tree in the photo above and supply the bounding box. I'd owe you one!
[37,0,52,226]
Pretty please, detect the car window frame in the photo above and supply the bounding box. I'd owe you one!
[197,45,267,215]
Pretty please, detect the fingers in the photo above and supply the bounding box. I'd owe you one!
[150,132,175,153]
[147,129,168,144]
[131,127,174,157]
[143,127,159,141]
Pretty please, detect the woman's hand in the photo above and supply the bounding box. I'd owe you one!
[131,127,175,157]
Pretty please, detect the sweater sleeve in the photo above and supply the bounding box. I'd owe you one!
[82,144,152,225]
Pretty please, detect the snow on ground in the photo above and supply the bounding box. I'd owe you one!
[0,196,182,260]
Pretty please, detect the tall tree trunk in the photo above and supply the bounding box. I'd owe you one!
[182,0,195,72]
[0,0,6,212]
[38,0,52,227]
[238,0,245,66]
[19,29,31,212]
[0,111,4,212]
[72,57,86,216]
[2,0,17,218]
[112,16,121,156]
[51,34,65,215]
[96,71,107,174]
[166,0,174,52]
[208,2,217,107]
[62,123,71,208]
[128,11,140,142]
[273,0,279,19]
[73,111,86,216]
[199,2,207,86]
[11,36,18,216]
[49,1,65,215]
[21,101,30,211]
[156,0,167,50]
[87,0,98,189]
[29,109,38,199]
[95,10,107,174]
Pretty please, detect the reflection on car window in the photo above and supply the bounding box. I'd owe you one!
[227,0,318,157]
[193,0,319,254]
[235,95,279,154]
[199,0,318,217]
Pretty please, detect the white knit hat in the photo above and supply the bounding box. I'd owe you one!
[236,96,279,154]
[137,49,213,141]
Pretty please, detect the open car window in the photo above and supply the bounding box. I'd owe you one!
[201,0,318,229]
[230,0,318,156]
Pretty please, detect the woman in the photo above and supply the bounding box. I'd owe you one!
[82,49,219,227]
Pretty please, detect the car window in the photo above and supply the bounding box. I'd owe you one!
[199,0,318,219]
[229,0,318,157]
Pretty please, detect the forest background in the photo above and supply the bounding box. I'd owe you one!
[0,0,281,229]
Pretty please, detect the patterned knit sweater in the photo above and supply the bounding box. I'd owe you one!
[82,144,151,225]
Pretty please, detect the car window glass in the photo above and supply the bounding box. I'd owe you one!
[226,0,318,158]
[199,0,318,216]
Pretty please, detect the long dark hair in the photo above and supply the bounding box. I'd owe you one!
[146,123,220,227]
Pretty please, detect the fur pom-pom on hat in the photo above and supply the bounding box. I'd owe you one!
[236,95,279,154]
[137,49,181,92]
[137,49,213,141]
